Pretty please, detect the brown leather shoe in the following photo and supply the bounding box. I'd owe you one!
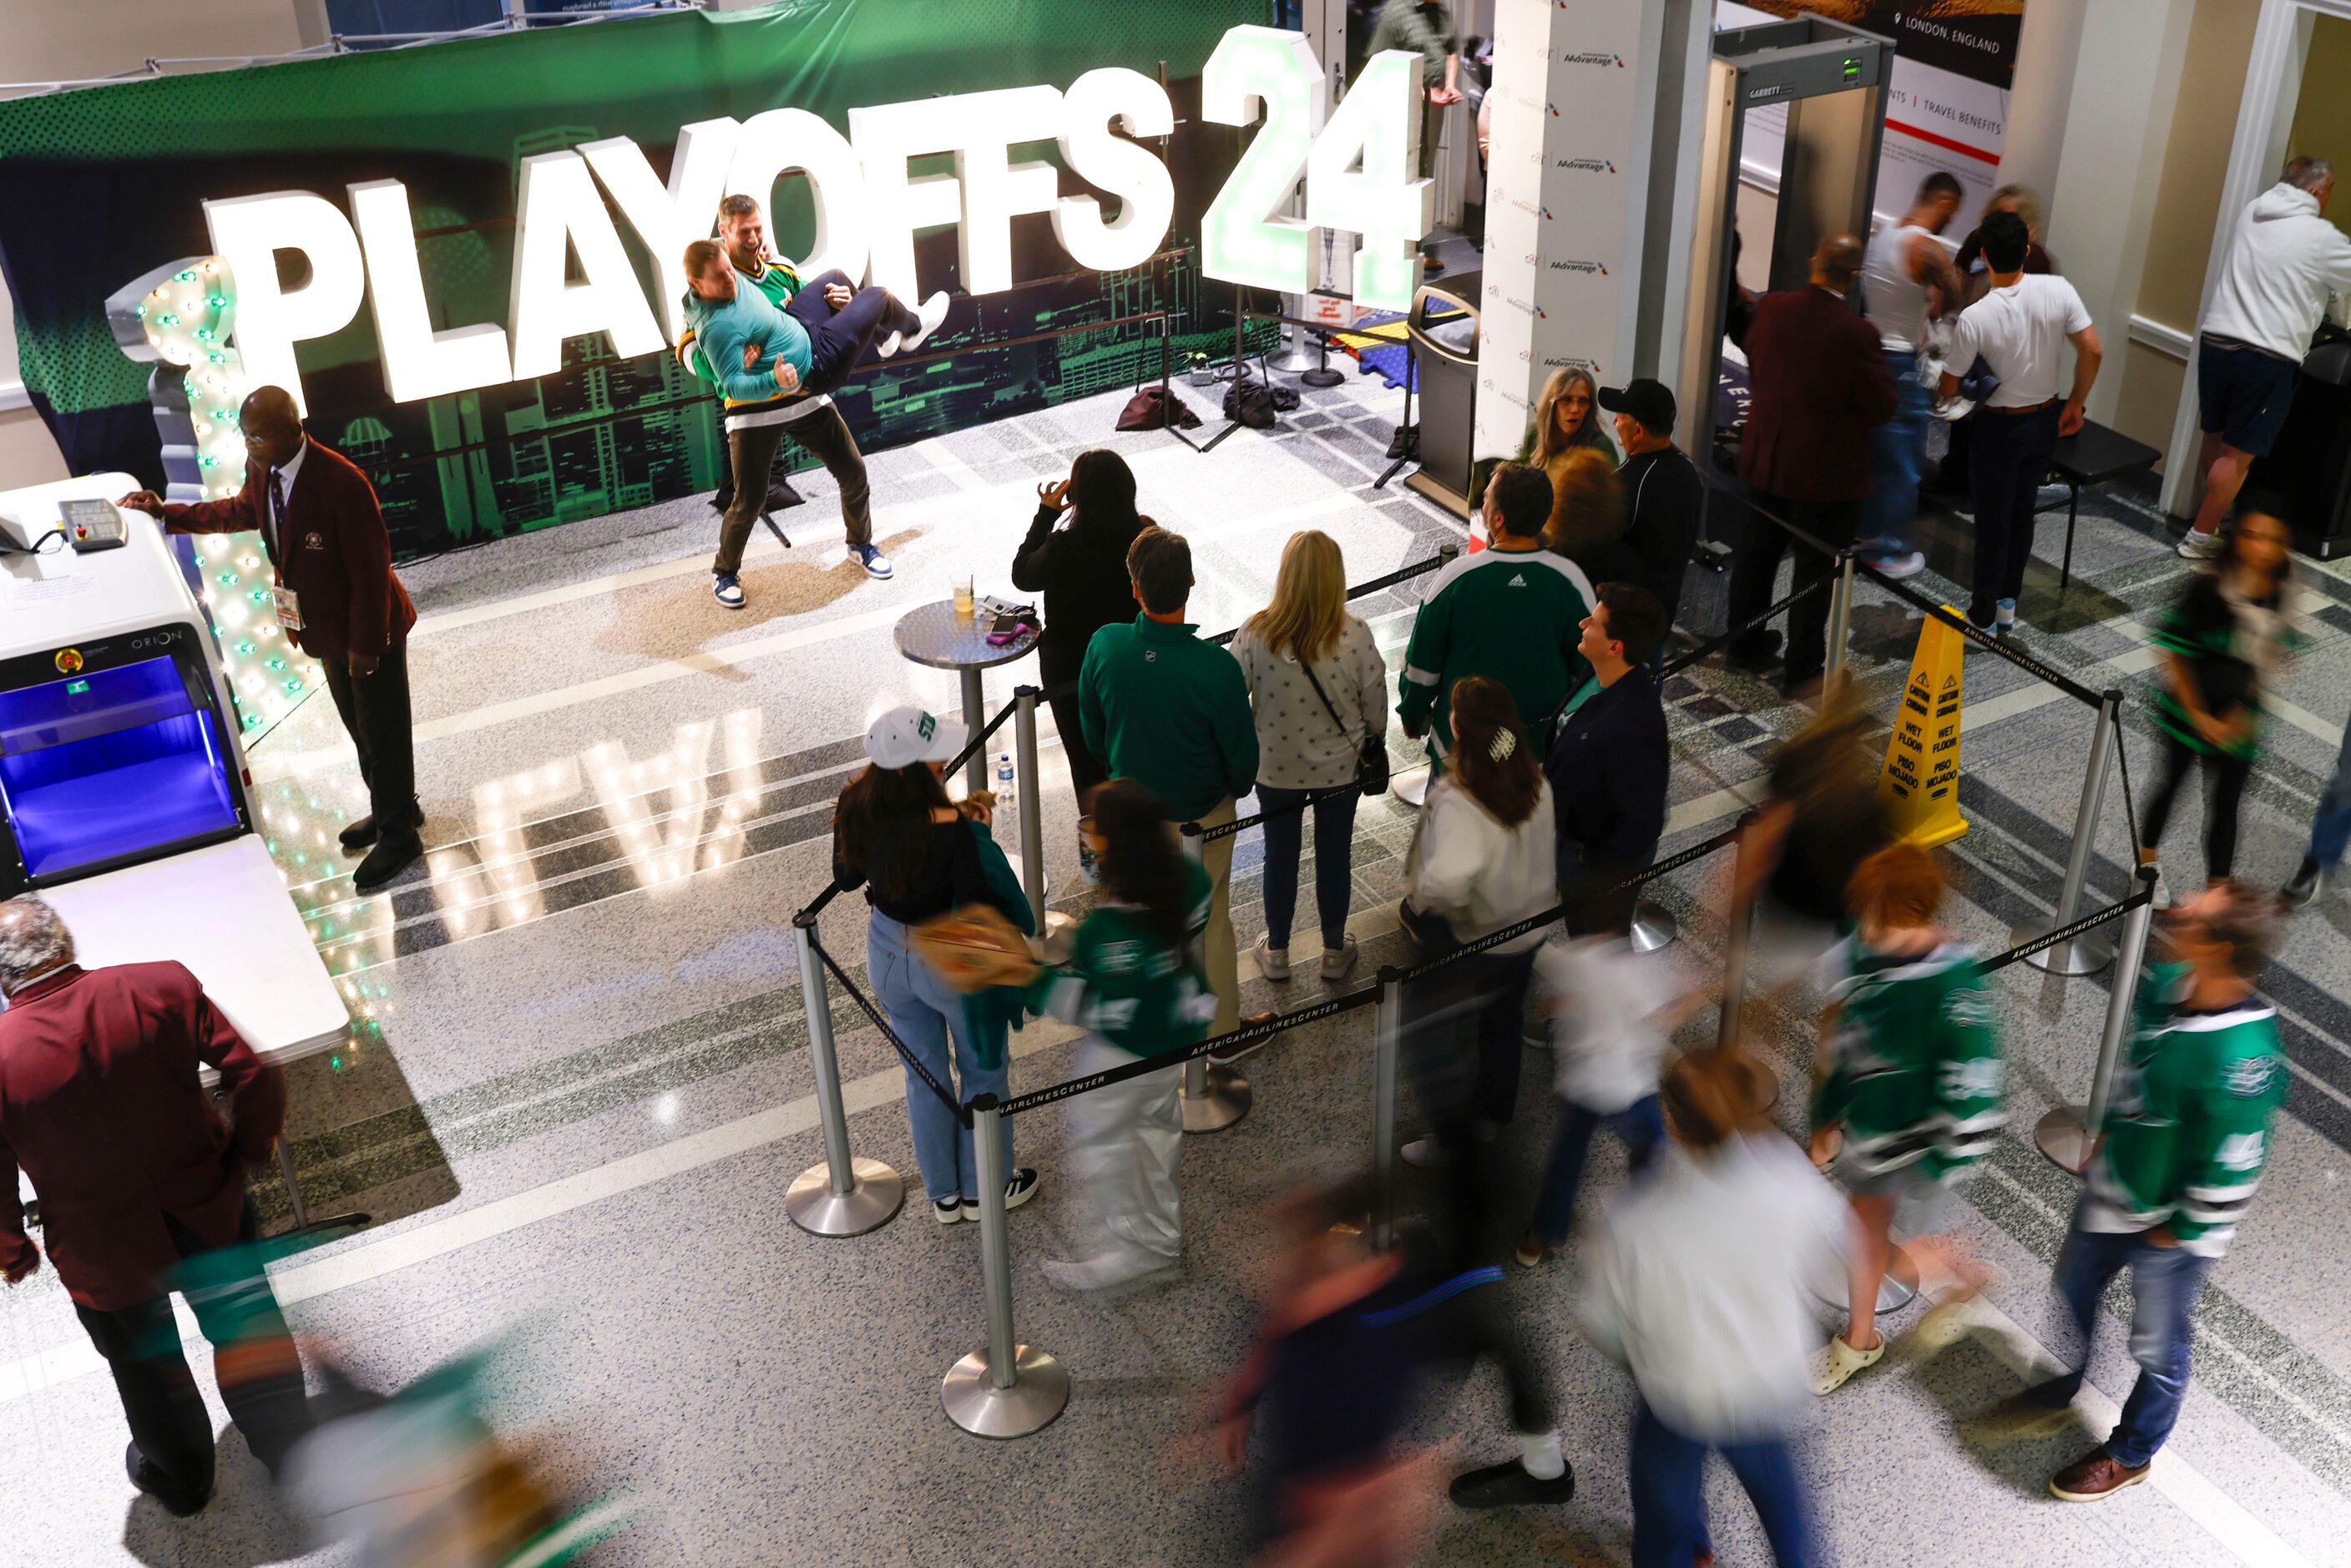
[2049,1448,2151,1502]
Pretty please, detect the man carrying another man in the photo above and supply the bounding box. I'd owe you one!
[678,197,948,609]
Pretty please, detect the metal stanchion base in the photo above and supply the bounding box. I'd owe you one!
[2010,921,2116,977]
[1629,898,1679,953]
[941,1346,1069,1438]
[785,1156,905,1237]
[1180,1063,1253,1132]
[1806,1247,1920,1316]
[1299,366,1345,388]
[2035,1105,2096,1174]
[1391,765,1432,808]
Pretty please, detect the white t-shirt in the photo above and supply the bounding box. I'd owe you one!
[1948,273,2092,408]
[1534,934,1682,1113]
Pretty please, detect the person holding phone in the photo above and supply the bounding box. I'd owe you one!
[1010,451,1149,817]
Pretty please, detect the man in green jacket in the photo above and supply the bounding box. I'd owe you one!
[2033,880,2289,1504]
[1399,461,1593,769]
[1079,527,1259,1036]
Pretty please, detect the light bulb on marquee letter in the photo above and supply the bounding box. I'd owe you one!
[1305,50,1432,313]
[1200,26,1327,297]
[849,99,968,301]
[583,119,744,341]
[953,86,1064,296]
[725,109,871,287]
[350,180,513,402]
[1054,67,1176,274]
[203,191,367,416]
[506,150,667,380]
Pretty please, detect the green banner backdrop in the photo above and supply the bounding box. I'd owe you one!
[0,1,1264,556]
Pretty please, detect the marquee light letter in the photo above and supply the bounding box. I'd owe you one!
[954,86,1065,296]
[582,119,743,340]
[507,151,666,380]
[202,190,367,416]
[1305,50,1430,313]
[726,108,870,286]
[849,99,968,300]
[1200,26,1327,296]
[1054,68,1176,274]
[348,180,513,402]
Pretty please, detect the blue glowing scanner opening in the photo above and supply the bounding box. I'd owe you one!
[0,653,241,883]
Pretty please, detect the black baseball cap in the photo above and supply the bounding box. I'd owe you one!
[1598,378,1676,436]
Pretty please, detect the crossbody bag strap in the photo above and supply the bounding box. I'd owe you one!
[1297,654,1357,747]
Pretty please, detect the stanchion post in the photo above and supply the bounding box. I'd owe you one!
[1372,967,1403,1250]
[1824,549,1856,686]
[1013,685,1047,929]
[2015,688,2121,976]
[941,1095,1069,1437]
[1176,822,1251,1131]
[785,915,905,1237]
[2035,867,2159,1173]
[1717,815,1757,1050]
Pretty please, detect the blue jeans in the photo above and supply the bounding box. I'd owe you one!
[1863,347,1931,559]
[2043,1213,2216,1467]
[1256,783,1358,950]
[1529,1094,1664,1247]
[867,912,1011,1203]
[2308,709,2351,870]
[1629,1399,1814,1568]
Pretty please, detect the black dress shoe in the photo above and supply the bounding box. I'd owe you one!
[125,1442,209,1517]
[340,800,424,852]
[1722,642,1783,675]
[352,832,422,892]
[1449,1458,1575,1508]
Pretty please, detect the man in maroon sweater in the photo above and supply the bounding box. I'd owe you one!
[1723,235,1898,695]
[120,385,423,890]
[0,897,311,1515]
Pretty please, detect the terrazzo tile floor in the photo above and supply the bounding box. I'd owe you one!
[6,372,2351,1566]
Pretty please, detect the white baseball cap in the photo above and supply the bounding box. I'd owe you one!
[866,706,969,771]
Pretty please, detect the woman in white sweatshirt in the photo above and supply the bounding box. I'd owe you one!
[1400,675,1558,1180]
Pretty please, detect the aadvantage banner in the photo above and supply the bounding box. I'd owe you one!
[0,0,1258,558]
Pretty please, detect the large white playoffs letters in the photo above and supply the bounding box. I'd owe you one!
[206,27,1415,412]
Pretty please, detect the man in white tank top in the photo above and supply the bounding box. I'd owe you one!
[1858,173,1966,579]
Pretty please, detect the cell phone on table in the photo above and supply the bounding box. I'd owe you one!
[986,614,1028,645]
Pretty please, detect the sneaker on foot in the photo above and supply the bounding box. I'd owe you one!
[1448,1458,1575,1509]
[1401,1136,1451,1169]
[933,1196,967,1225]
[1002,1166,1040,1211]
[1252,935,1292,981]
[1321,933,1359,981]
[1514,1232,1550,1268]
[351,833,422,893]
[1210,1012,1282,1065]
[2284,857,2325,908]
[899,291,952,355]
[1807,1331,1885,1394]
[2142,862,2173,911]
[1870,551,1927,580]
[1044,1248,1178,1292]
[713,573,746,609]
[2177,528,2224,560]
[847,542,892,579]
[2049,1448,2151,1502]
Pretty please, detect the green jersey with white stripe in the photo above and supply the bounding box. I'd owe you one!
[1025,862,1215,1057]
[1813,939,2005,1182]
[1397,545,1592,758]
[2084,964,2288,1258]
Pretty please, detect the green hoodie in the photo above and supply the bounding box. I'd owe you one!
[1078,616,1259,824]
[679,270,811,412]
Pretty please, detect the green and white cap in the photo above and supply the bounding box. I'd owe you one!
[866,706,968,771]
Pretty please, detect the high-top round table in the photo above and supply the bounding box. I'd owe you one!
[893,599,1040,794]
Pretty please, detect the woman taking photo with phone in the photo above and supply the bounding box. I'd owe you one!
[1012,450,1149,817]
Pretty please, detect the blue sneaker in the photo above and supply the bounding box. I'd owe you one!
[847,542,892,579]
[713,573,746,609]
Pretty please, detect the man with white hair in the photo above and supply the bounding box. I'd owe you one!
[0,898,310,1517]
[2180,155,2351,558]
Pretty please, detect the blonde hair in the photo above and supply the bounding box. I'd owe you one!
[1244,529,1348,664]
[1986,184,2043,239]
[1531,366,1609,467]
[1541,445,1625,557]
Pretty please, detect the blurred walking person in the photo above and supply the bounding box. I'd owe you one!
[1806,843,2005,1394]
[1232,530,1388,985]
[2136,509,2301,906]
[1011,450,1148,821]
[2283,706,2351,908]
[1580,1049,1855,1568]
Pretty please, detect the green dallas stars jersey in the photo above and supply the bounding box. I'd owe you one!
[1813,940,2005,1182]
[1025,862,1216,1058]
[2084,964,2288,1259]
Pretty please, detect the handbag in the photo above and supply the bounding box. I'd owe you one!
[1117,382,1201,431]
[1298,655,1388,798]
[1221,352,1300,428]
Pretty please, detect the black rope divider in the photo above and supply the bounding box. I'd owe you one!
[799,877,849,922]
[1979,882,2156,974]
[810,934,973,1125]
[1848,557,2105,708]
[1207,550,1449,647]
[999,987,1381,1117]
[2112,701,2143,858]
[942,697,1022,781]
[1660,574,1833,680]
[1192,781,1365,844]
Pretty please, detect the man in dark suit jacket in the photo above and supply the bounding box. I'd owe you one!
[1724,235,1897,694]
[0,898,311,1515]
[120,385,423,889]
[1547,584,1671,934]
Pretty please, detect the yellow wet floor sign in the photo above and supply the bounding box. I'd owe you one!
[1878,607,1969,846]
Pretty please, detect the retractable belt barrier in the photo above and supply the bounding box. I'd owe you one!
[1659,575,1833,680]
[810,934,970,1125]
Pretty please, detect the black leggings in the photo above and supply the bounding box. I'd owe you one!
[2139,730,2253,881]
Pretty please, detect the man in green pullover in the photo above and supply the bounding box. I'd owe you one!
[1079,527,1259,1036]
[2034,880,2289,1503]
[1399,461,1592,767]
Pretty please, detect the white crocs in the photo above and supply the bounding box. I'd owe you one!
[1807,1332,1885,1395]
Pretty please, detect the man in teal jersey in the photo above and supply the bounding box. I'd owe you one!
[2033,880,2290,1503]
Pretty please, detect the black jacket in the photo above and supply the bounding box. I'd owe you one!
[1545,666,1668,878]
[1011,503,1146,686]
[1617,445,1703,630]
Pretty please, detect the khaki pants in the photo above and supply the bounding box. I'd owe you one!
[1195,797,1240,1037]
